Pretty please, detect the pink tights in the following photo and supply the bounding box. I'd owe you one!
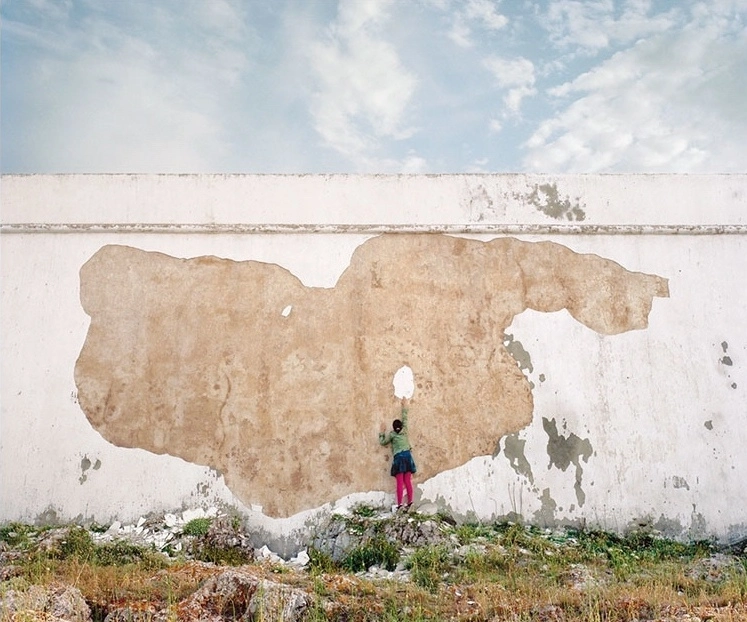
[395,472,413,506]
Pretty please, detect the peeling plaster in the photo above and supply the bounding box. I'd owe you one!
[465,184,497,222]
[75,234,667,517]
[503,334,533,375]
[500,433,534,484]
[520,184,586,221]
[533,488,557,527]
[79,456,101,484]
[542,417,593,507]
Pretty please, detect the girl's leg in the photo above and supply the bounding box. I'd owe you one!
[403,471,413,505]
[395,473,405,506]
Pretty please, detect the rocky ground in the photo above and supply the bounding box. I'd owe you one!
[2,504,746,621]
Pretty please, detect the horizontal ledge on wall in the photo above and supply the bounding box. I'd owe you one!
[1,223,746,235]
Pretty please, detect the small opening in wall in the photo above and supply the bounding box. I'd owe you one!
[281,305,292,317]
[392,365,414,399]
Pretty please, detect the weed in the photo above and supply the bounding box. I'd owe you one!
[182,517,212,537]
[59,526,96,561]
[307,547,339,575]
[407,544,451,592]
[351,503,378,518]
[342,537,400,572]
[0,523,37,548]
[453,522,494,544]
[194,544,252,566]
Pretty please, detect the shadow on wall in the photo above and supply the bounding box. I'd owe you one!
[74,234,668,517]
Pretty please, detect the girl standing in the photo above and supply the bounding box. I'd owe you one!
[379,396,417,509]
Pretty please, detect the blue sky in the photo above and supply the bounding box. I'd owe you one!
[2,0,746,174]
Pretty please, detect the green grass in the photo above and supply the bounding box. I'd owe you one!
[342,537,400,572]
[181,517,212,537]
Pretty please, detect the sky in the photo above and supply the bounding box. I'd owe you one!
[1,0,746,174]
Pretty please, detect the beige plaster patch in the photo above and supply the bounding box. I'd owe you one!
[74,235,668,517]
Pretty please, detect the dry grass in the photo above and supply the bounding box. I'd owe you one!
[1,520,746,621]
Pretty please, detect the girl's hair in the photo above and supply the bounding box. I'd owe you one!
[392,419,403,433]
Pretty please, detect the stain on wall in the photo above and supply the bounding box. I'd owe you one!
[542,417,594,507]
[520,183,586,221]
[74,234,668,517]
[498,433,534,484]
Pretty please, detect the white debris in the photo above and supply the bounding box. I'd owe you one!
[182,508,206,523]
[256,545,283,564]
[106,521,121,535]
[289,549,309,567]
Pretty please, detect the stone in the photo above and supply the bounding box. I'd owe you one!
[0,582,91,622]
[175,569,308,622]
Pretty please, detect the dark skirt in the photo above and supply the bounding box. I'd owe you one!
[390,449,417,476]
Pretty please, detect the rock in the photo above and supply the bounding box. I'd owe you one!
[176,568,308,622]
[685,553,745,583]
[104,604,165,622]
[0,582,91,622]
[311,508,451,563]
[191,517,255,564]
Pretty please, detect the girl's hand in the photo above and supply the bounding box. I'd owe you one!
[401,396,409,408]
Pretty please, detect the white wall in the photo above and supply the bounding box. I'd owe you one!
[1,174,745,544]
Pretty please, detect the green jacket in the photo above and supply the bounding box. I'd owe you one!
[379,406,411,455]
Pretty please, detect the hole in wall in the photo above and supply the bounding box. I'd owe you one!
[392,365,414,399]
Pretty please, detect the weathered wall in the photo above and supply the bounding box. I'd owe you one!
[1,174,745,546]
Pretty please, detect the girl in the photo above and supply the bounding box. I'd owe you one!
[379,396,417,509]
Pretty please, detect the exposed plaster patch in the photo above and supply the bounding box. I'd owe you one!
[521,184,586,221]
[542,417,593,507]
[75,235,667,517]
[281,305,292,317]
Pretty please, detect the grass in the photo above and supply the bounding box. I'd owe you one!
[181,517,212,537]
[1,518,746,621]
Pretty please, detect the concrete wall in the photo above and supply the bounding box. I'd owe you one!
[1,174,745,548]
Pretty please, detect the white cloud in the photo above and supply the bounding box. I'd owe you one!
[448,0,508,48]
[483,56,536,115]
[542,0,678,53]
[308,0,418,165]
[523,8,747,172]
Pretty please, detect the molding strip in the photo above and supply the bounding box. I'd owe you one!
[1,223,746,235]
